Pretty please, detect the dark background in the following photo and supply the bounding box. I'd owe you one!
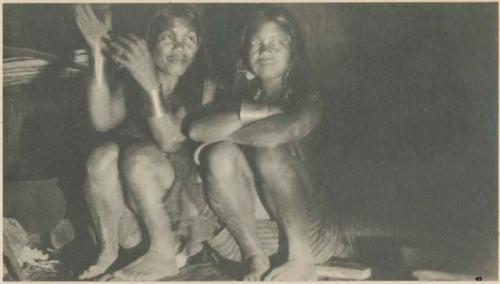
[3,3,498,278]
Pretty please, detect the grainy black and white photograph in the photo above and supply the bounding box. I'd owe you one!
[2,2,498,281]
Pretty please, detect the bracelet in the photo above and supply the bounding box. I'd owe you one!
[148,84,162,95]
[239,100,269,124]
[146,86,166,118]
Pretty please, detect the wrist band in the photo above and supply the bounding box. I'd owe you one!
[148,84,162,94]
[239,100,269,124]
[146,87,166,118]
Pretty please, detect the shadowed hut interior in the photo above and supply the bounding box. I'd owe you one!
[3,3,497,281]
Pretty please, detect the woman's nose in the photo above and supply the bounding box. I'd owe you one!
[172,40,185,52]
[258,44,273,55]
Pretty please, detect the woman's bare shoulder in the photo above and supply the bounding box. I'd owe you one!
[202,78,225,105]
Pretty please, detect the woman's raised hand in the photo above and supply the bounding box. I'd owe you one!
[74,4,112,54]
[106,34,160,93]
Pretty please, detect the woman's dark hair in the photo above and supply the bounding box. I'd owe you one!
[236,6,317,109]
[146,4,212,111]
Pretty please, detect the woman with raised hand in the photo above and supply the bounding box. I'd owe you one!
[75,4,216,280]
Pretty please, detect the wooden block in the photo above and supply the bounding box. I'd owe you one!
[412,269,478,281]
[316,258,371,280]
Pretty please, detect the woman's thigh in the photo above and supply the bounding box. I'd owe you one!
[117,142,176,246]
[120,142,176,196]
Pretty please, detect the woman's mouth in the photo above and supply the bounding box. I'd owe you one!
[167,55,187,65]
[257,59,273,67]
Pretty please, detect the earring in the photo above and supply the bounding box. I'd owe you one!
[237,58,255,81]
[245,71,256,80]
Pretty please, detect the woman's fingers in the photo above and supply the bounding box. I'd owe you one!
[128,34,148,52]
[75,7,96,41]
[75,8,85,29]
[74,4,83,20]
[103,10,112,29]
[108,45,130,62]
[75,5,90,29]
[108,39,133,57]
[104,33,150,72]
[116,35,148,58]
[75,5,99,35]
[114,35,138,53]
[82,4,99,24]
[107,39,135,66]
[127,34,142,44]
[110,52,129,67]
[128,34,139,40]
[78,4,94,28]
[79,4,109,33]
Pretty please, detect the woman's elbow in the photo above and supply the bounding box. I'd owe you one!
[90,112,124,133]
[92,120,115,133]
[155,138,181,153]
[157,143,175,153]
[289,115,319,141]
[188,125,204,142]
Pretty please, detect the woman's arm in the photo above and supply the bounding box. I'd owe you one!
[187,97,283,143]
[188,106,243,143]
[147,109,186,152]
[148,79,220,152]
[75,4,127,132]
[228,94,322,148]
[87,51,127,132]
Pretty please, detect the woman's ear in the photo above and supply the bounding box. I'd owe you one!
[236,58,255,81]
[284,55,295,81]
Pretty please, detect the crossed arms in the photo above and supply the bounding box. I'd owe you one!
[188,93,322,148]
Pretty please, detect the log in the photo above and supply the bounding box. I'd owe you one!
[4,179,66,234]
[3,218,29,280]
[49,218,75,251]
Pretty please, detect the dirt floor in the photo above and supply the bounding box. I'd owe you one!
[5,234,496,281]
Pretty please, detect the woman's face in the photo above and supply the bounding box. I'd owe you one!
[151,16,200,77]
[248,21,292,82]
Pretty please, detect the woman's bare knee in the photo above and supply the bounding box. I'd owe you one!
[201,141,244,180]
[121,144,175,191]
[254,146,291,176]
[86,142,120,179]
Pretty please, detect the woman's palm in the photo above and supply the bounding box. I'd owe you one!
[75,4,111,52]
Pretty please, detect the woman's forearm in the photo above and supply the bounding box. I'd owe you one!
[189,111,243,143]
[145,89,189,152]
[228,105,321,148]
[188,99,282,143]
[148,114,186,152]
[87,54,126,132]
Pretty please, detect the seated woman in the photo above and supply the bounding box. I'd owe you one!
[189,6,353,281]
[74,4,217,281]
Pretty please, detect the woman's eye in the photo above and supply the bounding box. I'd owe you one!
[250,40,262,52]
[271,39,290,50]
[269,41,281,49]
[159,33,174,43]
[185,34,197,45]
[250,39,261,47]
[278,39,290,48]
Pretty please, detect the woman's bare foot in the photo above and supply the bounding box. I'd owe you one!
[79,251,118,280]
[263,260,318,281]
[105,249,179,281]
[243,254,270,281]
